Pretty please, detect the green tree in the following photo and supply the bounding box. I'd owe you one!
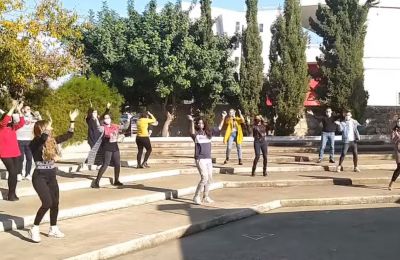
[266,0,309,136]
[310,0,377,119]
[239,0,264,116]
[0,0,83,97]
[42,75,124,145]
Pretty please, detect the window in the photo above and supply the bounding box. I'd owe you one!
[235,57,240,66]
[259,23,264,33]
[235,22,240,32]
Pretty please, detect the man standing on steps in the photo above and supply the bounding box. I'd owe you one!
[307,108,338,163]
[218,109,245,165]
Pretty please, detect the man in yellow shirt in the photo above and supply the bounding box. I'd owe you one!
[136,111,156,168]
[218,109,245,165]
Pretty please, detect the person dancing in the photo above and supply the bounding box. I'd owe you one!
[188,115,214,205]
[89,109,123,189]
[0,100,25,201]
[388,118,400,190]
[251,115,268,177]
[136,111,156,168]
[28,109,79,242]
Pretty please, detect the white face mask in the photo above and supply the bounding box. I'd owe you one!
[345,116,351,121]
[104,118,111,125]
[92,112,98,118]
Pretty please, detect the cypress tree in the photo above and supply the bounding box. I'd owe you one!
[200,0,213,44]
[239,0,264,116]
[266,0,309,136]
[310,0,378,119]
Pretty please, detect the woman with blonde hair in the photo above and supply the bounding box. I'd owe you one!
[28,109,79,243]
[251,115,268,177]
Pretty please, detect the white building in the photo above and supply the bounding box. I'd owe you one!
[182,0,400,107]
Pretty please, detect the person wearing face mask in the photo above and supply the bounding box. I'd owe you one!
[252,115,268,177]
[13,105,41,181]
[136,110,157,168]
[218,109,245,165]
[307,108,338,163]
[0,100,25,201]
[335,111,361,173]
[89,111,123,189]
[188,115,214,205]
[28,109,79,243]
[388,118,400,190]
[86,102,110,170]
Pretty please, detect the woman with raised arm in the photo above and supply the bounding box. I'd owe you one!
[188,115,214,205]
[136,111,156,168]
[28,109,79,243]
[251,115,268,177]
[0,100,25,201]
[388,118,400,190]
[89,108,123,189]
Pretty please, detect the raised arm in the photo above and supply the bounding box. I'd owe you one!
[0,100,18,128]
[188,115,195,137]
[218,111,227,131]
[55,109,79,144]
[13,101,25,131]
[237,109,245,124]
[147,112,156,124]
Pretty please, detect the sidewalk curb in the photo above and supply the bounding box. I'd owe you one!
[1,176,394,233]
[64,195,400,260]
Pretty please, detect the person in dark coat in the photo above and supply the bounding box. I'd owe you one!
[389,118,400,190]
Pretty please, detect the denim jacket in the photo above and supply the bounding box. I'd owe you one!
[338,119,360,143]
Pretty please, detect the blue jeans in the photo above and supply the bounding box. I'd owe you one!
[319,132,335,160]
[226,131,242,160]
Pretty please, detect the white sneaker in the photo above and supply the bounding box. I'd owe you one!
[17,174,22,182]
[336,166,342,173]
[28,225,41,243]
[25,175,32,181]
[203,197,214,203]
[354,167,361,173]
[193,196,202,205]
[48,226,65,238]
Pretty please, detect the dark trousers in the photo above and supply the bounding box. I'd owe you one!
[136,137,152,165]
[391,163,400,182]
[252,140,268,175]
[339,141,358,167]
[32,169,59,225]
[1,157,19,198]
[18,140,33,176]
[95,150,121,184]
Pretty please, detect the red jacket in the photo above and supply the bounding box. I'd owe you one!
[0,115,25,158]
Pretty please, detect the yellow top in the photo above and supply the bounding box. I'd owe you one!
[137,115,156,137]
[223,116,245,144]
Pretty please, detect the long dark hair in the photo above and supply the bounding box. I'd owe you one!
[86,107,95,120]
[393,118,400,131]
[194,117,212,138]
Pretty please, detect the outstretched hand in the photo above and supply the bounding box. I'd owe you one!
[187,115,194,121]
[221,111,227,118]
[69,109,80,121]
[46,111,53,125]
[107,102,111,109]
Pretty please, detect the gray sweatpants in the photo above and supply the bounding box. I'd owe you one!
[194,158,213,198]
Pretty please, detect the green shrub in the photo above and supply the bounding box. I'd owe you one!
[41,75,124,145]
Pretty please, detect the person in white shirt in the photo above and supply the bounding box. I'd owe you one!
[13,106,41,180]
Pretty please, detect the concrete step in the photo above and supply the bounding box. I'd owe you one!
[0,168,397,233]
[2,159,395,198]
[1,183,399,260]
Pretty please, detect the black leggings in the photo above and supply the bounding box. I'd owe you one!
[136,137,152,165]
[339,142,358,167]
[391,163,400,182]
[32,169,59,226]
[1,157,19,197]
[95,150,121,184]
[252,140,268,172]
[18,140,33,176]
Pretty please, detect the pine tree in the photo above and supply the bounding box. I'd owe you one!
[200,0,212,44]
[239,0,264,116]
[310,0,378,120]
[266,0,309,136]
